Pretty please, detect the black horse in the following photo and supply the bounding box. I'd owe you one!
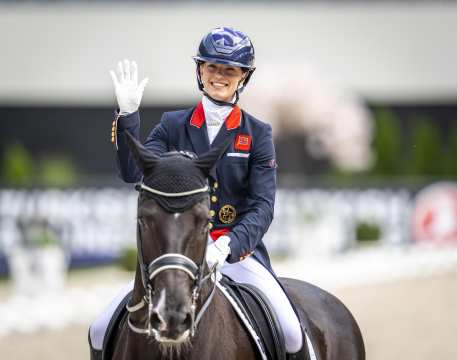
[108,133,365,360]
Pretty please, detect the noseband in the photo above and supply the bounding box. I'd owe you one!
[126,182,217,338]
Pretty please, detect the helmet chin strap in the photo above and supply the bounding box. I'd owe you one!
[202,90,239,107]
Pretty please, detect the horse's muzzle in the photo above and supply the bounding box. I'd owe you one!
[151,308,193,343]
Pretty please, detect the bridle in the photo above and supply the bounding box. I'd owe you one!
[126,182,218,338]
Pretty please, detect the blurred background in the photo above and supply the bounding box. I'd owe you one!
[1,1,457,359]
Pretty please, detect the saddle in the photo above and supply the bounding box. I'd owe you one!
[219,276,317,360]
[219,276,286,360]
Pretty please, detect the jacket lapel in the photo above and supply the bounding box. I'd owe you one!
[185,102,210,155]
[186,102,243,155]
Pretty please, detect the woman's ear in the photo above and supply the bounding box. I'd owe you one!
[240,71,248,84]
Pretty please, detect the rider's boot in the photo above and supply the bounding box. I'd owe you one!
[89,332,103,360]
[90,347,102,360]
[285,322,311,360]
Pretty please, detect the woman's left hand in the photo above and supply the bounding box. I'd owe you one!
[206,236,231,271]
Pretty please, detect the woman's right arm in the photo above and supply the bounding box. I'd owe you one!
[110,59,168,183]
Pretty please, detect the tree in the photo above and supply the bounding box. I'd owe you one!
[444,123,457,176]
[371,107,403,175]
[408,117,443,175]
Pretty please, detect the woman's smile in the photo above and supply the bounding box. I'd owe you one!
[200,62,245,102]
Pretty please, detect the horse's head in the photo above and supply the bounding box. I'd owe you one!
[124,132,226,345]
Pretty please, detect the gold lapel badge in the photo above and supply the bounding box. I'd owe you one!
[219,205,236,224]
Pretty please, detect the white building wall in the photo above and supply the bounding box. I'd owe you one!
[1,2,457,105]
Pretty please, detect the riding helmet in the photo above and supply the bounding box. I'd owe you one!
[193,27,256,103]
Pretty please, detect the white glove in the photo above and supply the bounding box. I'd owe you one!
[109,59,149,115]
[206,235,231,271]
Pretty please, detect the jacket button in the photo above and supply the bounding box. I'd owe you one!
[209,210,215,217]
[213,182,219,189]
[208,222,213,230]
[211,196,217,203]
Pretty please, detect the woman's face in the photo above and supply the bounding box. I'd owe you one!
[199,62,246,102]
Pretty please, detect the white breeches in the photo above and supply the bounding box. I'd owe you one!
[89,259,302,353]
[90,280,134,350]
[220,257,303,353]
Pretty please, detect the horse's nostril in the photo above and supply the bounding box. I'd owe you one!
[151,311,167,331]
[184,312,192,327]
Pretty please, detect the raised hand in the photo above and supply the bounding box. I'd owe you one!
[110,59,149,115]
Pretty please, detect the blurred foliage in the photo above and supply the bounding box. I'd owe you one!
[37,155,78,187]
[1,142,78,187]
[369,107,454,178]
[119,247,137,272]
[408,117,443,175]
[355,221,381,243]
[371,108,403,175]
[17,218,60,248]
[34,229,59,247]
[36,228,59,247]
[1,142,34,186]
[444,124,457,175]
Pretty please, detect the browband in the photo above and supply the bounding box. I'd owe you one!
[136,183,209,197]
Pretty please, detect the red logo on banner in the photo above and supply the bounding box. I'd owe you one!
[234,134,251,151]
[412,182,457,245]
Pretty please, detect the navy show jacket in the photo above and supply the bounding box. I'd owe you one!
[113,102,277,271]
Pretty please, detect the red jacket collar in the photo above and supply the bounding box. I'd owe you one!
[190,102,241,130]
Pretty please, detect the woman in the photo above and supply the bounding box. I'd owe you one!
[91,27,303,358]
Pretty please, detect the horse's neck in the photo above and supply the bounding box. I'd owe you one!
[190,290,256,360]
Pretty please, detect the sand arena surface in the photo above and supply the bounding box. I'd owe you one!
[0,266,456,360]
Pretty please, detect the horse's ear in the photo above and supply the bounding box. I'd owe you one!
[194,137,232,176]
[124,131,159,172]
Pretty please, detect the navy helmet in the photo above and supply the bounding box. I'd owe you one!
[193,27,256,105]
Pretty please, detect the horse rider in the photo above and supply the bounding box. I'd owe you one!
[90,26,304,359]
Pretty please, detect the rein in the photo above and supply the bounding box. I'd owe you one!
[126,182,217,338]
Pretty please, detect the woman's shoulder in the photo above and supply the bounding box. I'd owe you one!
[241,109,272,132]
[162,107,195,122]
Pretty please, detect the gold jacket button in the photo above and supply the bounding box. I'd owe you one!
[209,210,216,217]
[213,182,219,189]
[211,196,217,203]
[208,222,214,230]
